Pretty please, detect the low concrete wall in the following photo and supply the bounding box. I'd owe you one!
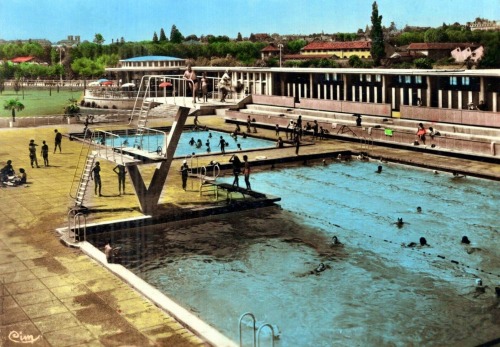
[298,98,391,117]
[401,105,500,128]
[252,95,295,108]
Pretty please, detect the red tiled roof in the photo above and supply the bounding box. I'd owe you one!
[284,54,333,60]
[11,56,34,63]
[261,45,280,52]
[408,43,479,50]
[302,41,371,51]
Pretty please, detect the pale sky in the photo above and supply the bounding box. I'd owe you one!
[0,0,498,43]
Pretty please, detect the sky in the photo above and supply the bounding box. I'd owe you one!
[0,0,498,43]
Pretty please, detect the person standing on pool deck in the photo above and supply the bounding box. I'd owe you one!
[229,154,242,187]
[91,161,102,196]
[219,136,226,155]
[294,133,300,155]
[28,139,40,168]
[113,164,126,195]
[41,140,49,166]
[54,129,62,153]
[180,160,189,191]
[243,155,251,190]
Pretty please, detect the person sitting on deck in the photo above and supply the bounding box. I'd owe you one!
[416,123,427,145]
[1,160,15,183]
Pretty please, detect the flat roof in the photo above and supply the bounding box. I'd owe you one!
[121,55,184,62]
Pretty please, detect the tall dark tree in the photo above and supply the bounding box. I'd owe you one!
[370,1,385,66]
[159,28,167,42]
[237,32,243,41]
[152,32,159,43]
[170,25,184,44]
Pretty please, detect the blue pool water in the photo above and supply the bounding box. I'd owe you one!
[105,129,275,157]
[90,161,500,346]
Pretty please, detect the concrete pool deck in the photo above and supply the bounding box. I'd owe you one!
[1,116,499,346]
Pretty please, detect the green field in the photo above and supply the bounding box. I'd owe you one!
[1,88,84,117]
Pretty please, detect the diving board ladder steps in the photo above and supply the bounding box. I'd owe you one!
[74,152,97,207]
[133,99,153,149]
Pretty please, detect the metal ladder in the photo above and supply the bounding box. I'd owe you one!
[67,209,87,242]
[239,312,277,347]
[74,152,97,208]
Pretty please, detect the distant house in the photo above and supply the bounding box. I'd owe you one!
[407,43,480,60]
[260,44,280,60]
[451,45,484,63]
[300,41,372,59]
[467,19,500,31]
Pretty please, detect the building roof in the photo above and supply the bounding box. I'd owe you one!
[261,45,280,52]
[408,43,480,50]
[11,56,35,63]
[284,54,333,60]
[120,56,184,62]
[302,41,371,51]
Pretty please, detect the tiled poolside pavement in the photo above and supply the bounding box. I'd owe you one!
[1,117,499,347]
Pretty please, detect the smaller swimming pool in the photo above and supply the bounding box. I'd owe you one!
[104,129,275,157]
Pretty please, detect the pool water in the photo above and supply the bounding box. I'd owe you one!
[89,161,500,346]
[105,129,275,157]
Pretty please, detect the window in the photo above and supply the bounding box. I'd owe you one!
[366,75,372,82]
[405,75,411,83]
[415,76,422,84]
[450,76,458,85]
[462,77,470,85]
[375,75,381,82]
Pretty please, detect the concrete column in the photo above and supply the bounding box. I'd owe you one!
[330,85,333,100]
[319,84,322,99]
[493,92,498,112]
[343,78,348,101]
[366,86,370,103]
[359,86,363,102]
[448,90,452,109]
[408,89,413,106]
[438,90,442,108]
[309,73,313,98]
[458,90,463,110]
[374,86,378,103]
[287,83,290,97]
[292,83,295,98]
[426,76,432,107]
[337,85,340,101]
[382,75,387,104]
[352,86,356,101]
[479,76,485,102]
[391,88,396,109]
[298,84,302,99]
[304,84,307,99]
[468,90,473,105]
[400,88,404,106]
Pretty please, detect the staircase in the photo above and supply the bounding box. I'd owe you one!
[74,151,97,207]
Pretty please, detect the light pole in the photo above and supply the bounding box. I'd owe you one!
[278,44,284,68]
[57,46,65,83]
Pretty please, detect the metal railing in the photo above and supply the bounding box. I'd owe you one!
[91,129,126,163]
[67,210,87,243]
[133,127,168,156]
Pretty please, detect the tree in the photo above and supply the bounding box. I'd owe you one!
[93,33,105,45]
[370,1,385,66]
[152,32,159,43]
[4,98,24,122]
[159,28,167,42]
[170,25,184,44]
[237,32,243,41]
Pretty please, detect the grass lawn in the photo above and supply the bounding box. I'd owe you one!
[1,87,84,118]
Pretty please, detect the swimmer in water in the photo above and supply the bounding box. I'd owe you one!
[396,218,404,228]
[331,236,342,246]
[461,236,471,244]
[417,206,422,213]
[315,263,326,273]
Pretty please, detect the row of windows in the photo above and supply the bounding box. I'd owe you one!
[305,49,370,53]
[450,76,470,86]
[397,75,424,84]
[122,61,183,68]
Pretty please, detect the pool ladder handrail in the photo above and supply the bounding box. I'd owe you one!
[239,312,276,347]
[67,210,87,243]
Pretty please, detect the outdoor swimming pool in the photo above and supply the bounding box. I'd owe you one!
[88,160,500,346]
[105,129,275,157]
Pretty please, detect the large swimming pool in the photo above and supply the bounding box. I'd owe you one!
[88,160,500,346]
[105,129,275,157]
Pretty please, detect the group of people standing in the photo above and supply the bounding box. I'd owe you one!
[184,65,240,104]
[91,162,127,197]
